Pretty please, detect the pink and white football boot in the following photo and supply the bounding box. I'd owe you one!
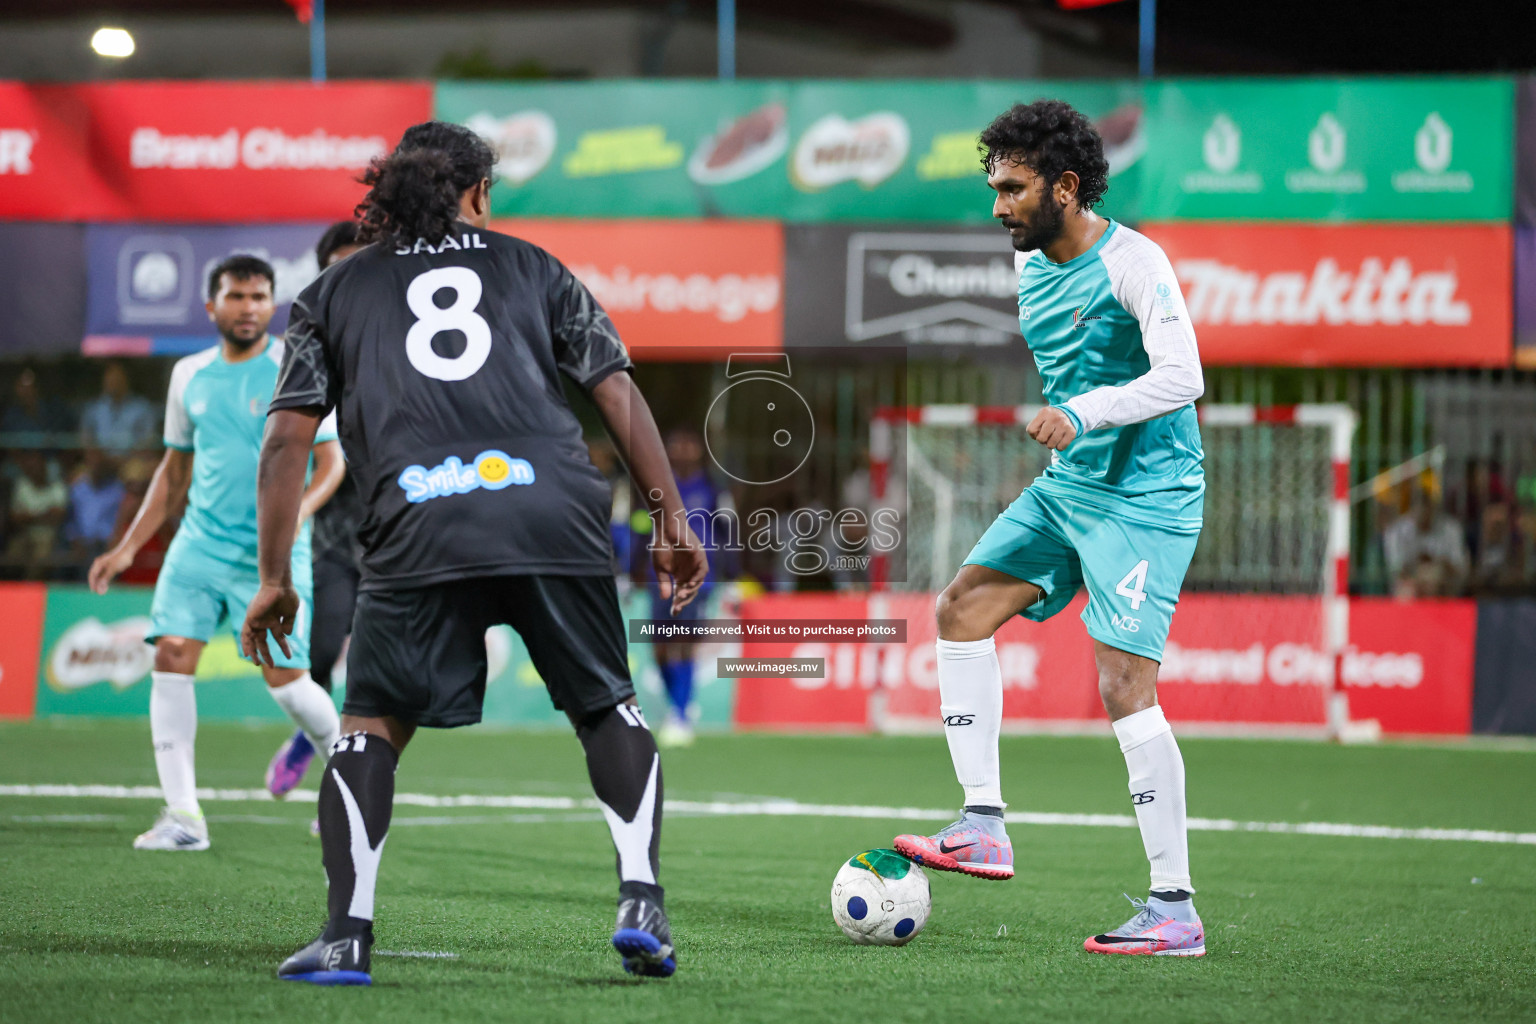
[1084,894,1206,957]
[893,810,1013,880]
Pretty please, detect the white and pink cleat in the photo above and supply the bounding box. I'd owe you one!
[893,810,1014,881]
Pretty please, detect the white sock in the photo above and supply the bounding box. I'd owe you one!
[268,674,342,760]
[149,672,200,817]
[1112,705,1193,894]
[936,637,1004,809]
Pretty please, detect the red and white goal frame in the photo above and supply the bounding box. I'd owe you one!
[868,403,1378,741]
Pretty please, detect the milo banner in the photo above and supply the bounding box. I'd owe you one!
[436,80,1145,224]
[1141,78,1511,221]
[30,584,732,729]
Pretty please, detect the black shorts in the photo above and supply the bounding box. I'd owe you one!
[343,574,634,728]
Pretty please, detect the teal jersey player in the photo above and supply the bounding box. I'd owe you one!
[963,220,1205,662]
[89,255,344,854]
[895,100,1209,959]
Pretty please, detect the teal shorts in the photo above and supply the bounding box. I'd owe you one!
[147,553,312,671]
[963,484,1200,662]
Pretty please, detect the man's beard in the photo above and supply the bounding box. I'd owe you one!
[1009,193,1067,253]
[219,326,263,350]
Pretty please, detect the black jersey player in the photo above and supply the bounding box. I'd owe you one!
[241,121,707,985]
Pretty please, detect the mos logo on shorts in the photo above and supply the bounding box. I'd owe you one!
[397,449,534,504]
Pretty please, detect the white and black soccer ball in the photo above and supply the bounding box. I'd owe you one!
[830,849,931,946]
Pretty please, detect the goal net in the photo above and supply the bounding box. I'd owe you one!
[868,404,1370,737]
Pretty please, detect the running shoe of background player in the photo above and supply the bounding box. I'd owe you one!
[278,929,373,985]
[266,729,316,797]
[1083,894,1206,957]
[132,807,210,851]
[657,712,694,749]
[894,809,1013,879]
[612,887,676,977]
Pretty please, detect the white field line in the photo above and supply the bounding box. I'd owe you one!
[1,784,1533,847]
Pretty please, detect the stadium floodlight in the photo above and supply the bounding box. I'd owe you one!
[91,27,135,58]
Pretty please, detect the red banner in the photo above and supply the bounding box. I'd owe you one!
[734,593,1475,736]
[0,584,47,720]
[1141,223,1513,367]
[0,82,431,222]
[491,219,784,358]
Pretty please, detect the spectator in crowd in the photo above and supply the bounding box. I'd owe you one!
[81,361,157,455]
[1471,502,1532,595]
[64,447,126,565]
[112,456,169,584]
[1383,483,1469,598]
[5,450,68,577]
[1,367,74,443]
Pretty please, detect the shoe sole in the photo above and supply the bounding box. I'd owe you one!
[280,971,372,985]
[132,839,210,851]
[893,837,1013,880]
[612,928,676,978]
[266,755,314,799]
[1083,940,1206,957]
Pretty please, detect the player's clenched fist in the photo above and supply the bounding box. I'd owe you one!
[1027,406,1078,451]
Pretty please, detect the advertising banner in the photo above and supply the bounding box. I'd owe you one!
[1517,226,1536,369]
[784,224,1025,351]
[1142,78,1512,221]
[0,584,47,719]
[0,224,86,355]
[491,219,784,357]
[1517,78,1536,226]
[1142,223,1512,367]
[0,83,126,220]
[443,80,1144,223]
[82,222,330,356]
[0,82,430,222]
[734,592,1475,735]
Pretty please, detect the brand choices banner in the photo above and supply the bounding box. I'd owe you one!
[492,219,784,356]
[735,593,1475,736]
[83,222,330,355]
[445,80,1145,224]
[0,584,46,719]
[1142,223,1512,367]
[1142,78,1511,221]
[0,82,431,222]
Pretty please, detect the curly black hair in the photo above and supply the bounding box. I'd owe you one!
[356,121,495,250]
[978,100,1109,211]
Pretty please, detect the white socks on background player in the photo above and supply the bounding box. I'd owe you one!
[268,674,342,759]
[150,672,200,818]
[936,638,1005,810]
[1112,705,1194,895]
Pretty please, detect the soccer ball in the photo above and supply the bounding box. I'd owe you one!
[830,849,931,945]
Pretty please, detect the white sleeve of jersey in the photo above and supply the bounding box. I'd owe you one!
[1062,230,1204,434]
[162,354,201,450]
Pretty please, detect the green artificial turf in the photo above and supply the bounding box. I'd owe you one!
[1,719,1533,1023]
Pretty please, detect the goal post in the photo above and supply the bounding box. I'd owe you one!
[868,403,1378,741]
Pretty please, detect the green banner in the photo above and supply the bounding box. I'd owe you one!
[31,585,733,730]
[434,79,1144,224]
[1140,77,1511,221]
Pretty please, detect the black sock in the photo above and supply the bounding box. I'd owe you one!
[318,732,399,941]
[577,703,663,888]
[964,805,1004,819]
[1151,889,1192,902]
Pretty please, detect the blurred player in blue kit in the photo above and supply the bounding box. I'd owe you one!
[90,255,345,852]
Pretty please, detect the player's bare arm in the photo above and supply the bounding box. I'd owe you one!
[88,447,192,594]
[297,438,345,528]
[591,370,708,613]
[241,407,321,666]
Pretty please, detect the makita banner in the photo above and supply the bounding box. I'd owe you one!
[490,218,783,357]
[0,82,431,222]
[1141,223,1512,366]
[1142,78,1512,221]
[733,593,1475,735]
[783,224,1025,351]
[83,222,330,355]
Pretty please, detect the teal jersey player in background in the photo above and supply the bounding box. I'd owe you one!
[90,255,346,854]
[894,100,1210,958]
